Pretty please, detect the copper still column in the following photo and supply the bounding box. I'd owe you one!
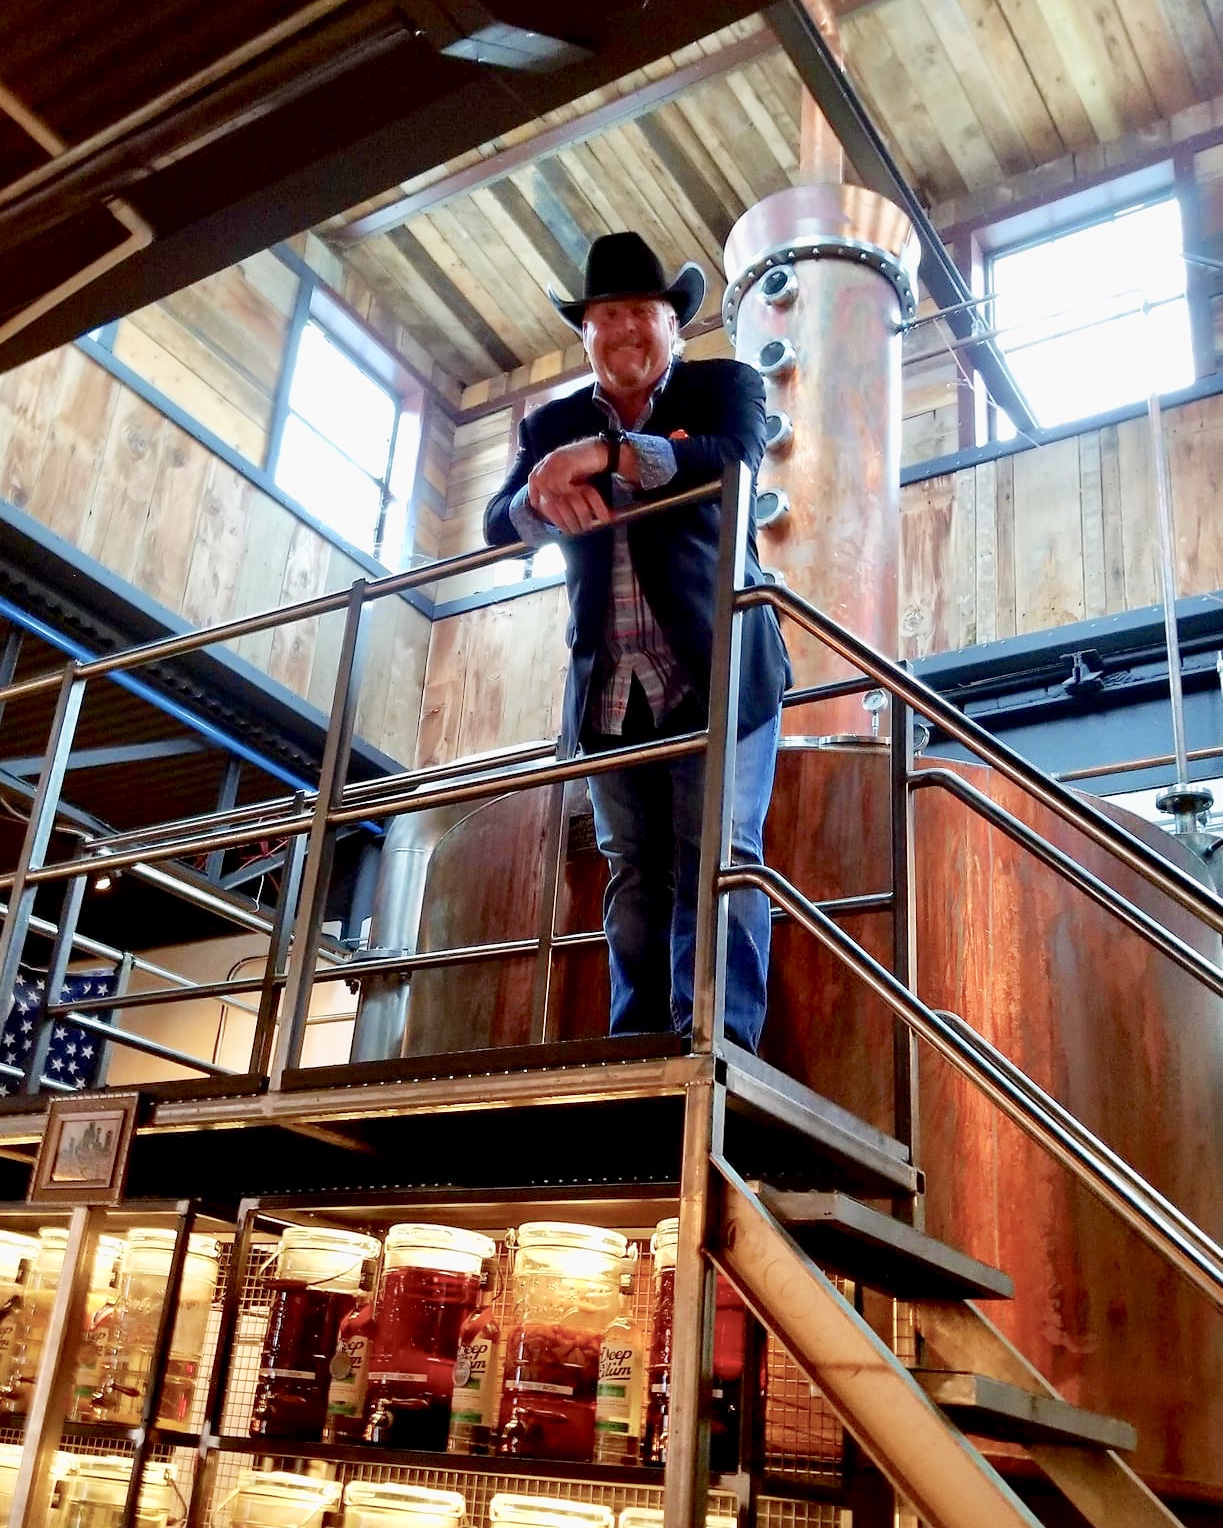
[724,187,919,737]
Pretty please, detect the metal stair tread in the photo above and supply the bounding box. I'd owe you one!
[753,1186,1015,1299]
[720,1041,921,1198]
[912,1368,1138,1451]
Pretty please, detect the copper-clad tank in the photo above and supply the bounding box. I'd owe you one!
[723,184,918,737]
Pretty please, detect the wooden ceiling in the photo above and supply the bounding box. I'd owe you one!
[0,0,768,373]
[320,0,1223,390]
[1,0,1221,390]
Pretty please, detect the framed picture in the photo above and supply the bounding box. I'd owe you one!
[29,1093,141,1206]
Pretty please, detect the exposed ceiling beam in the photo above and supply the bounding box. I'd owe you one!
[766,0,1037,433]
[334,25,782,245]
[0,736,210,778]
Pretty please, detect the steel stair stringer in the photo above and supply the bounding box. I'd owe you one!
[917,1299,1187,1528]
[709,1156,1046,1528]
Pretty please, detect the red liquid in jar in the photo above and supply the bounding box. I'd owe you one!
[250,1282,354,1441]
[642,1269,746,1470]
[643,1266,674,1465]
[497,1320,603,1462]
[364,1265,479,1451]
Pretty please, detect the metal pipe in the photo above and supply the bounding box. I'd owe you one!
[27,889,892,1018]
[530,782,568,1046]
[692,461,750,1052]
[40,1007,236,1077]
[0,0,362,210]
[749,582,1223,933]
[252,814,309,1078]
[0,482,720,711]
[1148,387,1190,785]
[890,697,921,1224]
[329,733,707,829]
[0,665,86,1027]
[10,1208,100,1528]
[721,863,1223,1307]
[1056,742,1223,784]
[912,767,1223,995]
[0,591,320,796]
[273,582,368,1085]
[664,1077,718,1528]
[24,874,88,1095]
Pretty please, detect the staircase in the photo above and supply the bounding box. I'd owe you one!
[701,1051,1188,1528]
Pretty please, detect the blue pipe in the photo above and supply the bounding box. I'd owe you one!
[0,591,317,795]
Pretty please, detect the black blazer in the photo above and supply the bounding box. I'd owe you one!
[484,358,791,755]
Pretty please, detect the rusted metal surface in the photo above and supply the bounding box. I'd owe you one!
[724,184,918,737]
[760,741,1223,1498]
[403,784,609,1054]
[388,733,1222,1495]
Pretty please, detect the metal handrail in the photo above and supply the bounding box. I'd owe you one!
[0,456,1219,1313]
[747,582,1223,935]
[911,767,1223,996]
[721,862,1223,1309]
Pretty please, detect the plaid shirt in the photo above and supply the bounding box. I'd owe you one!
[591,366,687,734]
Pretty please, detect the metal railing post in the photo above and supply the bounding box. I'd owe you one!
[10,1206,100,1528]
[250,799,308,1080]
[24,871,88,1094]
[663,1075,719,1528]
[0,662,87,1026]
[692,461,750,1052]
[530,778,568,1045]
[271,585,368,1087]
[889,692,922,1227]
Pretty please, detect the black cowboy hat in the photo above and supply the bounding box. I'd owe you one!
[549,232,706,332]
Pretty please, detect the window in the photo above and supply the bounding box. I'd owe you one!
[272,316,421,568]
[989,196,1194,436]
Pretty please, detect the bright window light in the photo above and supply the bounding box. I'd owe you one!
[532,541,566,578]
[991,197,1195,435]
[288,323,396,475]
[273,318,420,568]
[276,414,384,550]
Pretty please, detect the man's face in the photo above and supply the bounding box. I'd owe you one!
[582,297,677,399]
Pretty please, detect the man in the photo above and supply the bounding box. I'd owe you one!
[484,232,790,1052]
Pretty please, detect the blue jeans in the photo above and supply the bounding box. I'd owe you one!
[584,686,781,1053]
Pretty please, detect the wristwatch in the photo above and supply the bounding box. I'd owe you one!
[602,428,625,476]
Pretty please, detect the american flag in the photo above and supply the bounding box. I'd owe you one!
[0,971,116,1096]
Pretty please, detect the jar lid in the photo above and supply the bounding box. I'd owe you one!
[386,1223,496,1260]
[489,1495,613,1528]
[650,1217,679,1260]
[344,1481,467,1517]
[280,1226,382,1259]
[234,1472,343,1504]
[514,1222,628,1259]
[123,1228,219,1259]
[619,1514,734,1528]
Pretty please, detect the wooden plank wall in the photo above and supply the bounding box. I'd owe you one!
[418,387,1223,764]
[901,390,1223,656]
[111,251,297,466]
[0,344,429,766]
[438,409,517,601]
[415,584,569,766]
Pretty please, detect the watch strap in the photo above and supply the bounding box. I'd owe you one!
[603,428,625,476]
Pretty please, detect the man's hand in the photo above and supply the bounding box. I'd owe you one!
[527,438,613,535]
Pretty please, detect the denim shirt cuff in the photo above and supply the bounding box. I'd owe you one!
[626,433,677,490]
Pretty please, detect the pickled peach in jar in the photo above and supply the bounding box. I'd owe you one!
[497,1222,628,1462]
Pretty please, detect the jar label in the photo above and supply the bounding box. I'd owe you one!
[370,1370,428,1383]
[508,1379,573,1397]
[258,1367,316,1381]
